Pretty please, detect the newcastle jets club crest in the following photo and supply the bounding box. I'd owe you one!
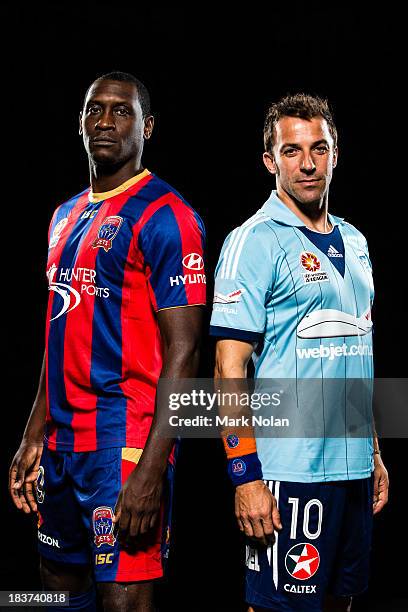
[93,216,123,252]
[93,506,116,547]
[285,543,320,580]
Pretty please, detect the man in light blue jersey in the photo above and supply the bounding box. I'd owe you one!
[210,94,389,611]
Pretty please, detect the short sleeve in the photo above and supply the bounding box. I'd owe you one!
[361,237,374,306]
[48,207,59,244]
[363,239,373,273]
[344,222,374,306]
[138,200,206,311]
[210,224,272,342]
[48,205,70,250]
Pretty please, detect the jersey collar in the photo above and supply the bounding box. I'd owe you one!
[261,190,344,228]
[88,168,151,203]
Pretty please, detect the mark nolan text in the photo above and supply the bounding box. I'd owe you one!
[168,415,289,427]
[217,416,289,427]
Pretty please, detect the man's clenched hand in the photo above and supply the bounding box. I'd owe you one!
[113,468,163,547]
[9,443,43,513]
[373,454,389,515]
[235,480,282,545]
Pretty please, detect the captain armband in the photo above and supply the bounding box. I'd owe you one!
[223,435,263,486]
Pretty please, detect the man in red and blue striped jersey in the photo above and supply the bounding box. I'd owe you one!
[9,72,206,611]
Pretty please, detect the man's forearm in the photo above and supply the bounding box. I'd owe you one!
[372,419,381,454]
[214,341,263,485]
[135,342,201,477]
[23,353,46,444]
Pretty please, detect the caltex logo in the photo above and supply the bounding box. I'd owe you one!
[285,543,320,580]
[300,252,321,272]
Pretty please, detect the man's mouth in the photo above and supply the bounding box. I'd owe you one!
[92,137,117,145]
[298,178,321,183]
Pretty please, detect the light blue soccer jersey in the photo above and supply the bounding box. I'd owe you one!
[210,190,375,482]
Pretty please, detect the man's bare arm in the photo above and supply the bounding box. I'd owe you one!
[372,424,389,514]
[9,353,46,513]
[215,339,282,545]
[114,306,203,544]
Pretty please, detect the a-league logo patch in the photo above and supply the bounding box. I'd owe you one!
[285,543,320,580]
[300,251,321,272]
[93,506,116,547]
[92,216,123,252]
[300,251,329,284]
[49,217,68,249]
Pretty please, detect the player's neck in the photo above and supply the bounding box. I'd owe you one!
[277,187,332,233]
[89,159,145,194]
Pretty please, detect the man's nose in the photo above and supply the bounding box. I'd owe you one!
[96,110,115,130]
[300,153,316,173]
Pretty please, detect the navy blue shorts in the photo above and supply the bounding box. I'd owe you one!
[35,446,175,582]
[246,476,373,611]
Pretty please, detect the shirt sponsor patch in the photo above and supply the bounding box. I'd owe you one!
[213,289,245,304]
[183,252,204,270]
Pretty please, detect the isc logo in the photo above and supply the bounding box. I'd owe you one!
[95,553,114,565]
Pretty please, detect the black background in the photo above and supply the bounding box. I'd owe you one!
[2,4,406,611]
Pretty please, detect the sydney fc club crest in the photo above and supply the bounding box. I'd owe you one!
[92,216,123,252]
[285,543,320,580]
[93,506,116,547]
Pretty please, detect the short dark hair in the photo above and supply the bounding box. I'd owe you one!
[84,71,151,117]
[263,93,337,152]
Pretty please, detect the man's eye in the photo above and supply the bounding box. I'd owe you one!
[115,108,129,116]
[88,106,100,114]
[315,146,328,154]
[284,148,297,156]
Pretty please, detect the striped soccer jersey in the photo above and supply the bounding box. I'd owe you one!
[45,169,206,452]
[210,190,374,482]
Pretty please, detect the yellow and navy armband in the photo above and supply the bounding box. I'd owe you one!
[223,434,263,486]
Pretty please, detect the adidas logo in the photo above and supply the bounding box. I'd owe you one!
[327,245,343,258]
